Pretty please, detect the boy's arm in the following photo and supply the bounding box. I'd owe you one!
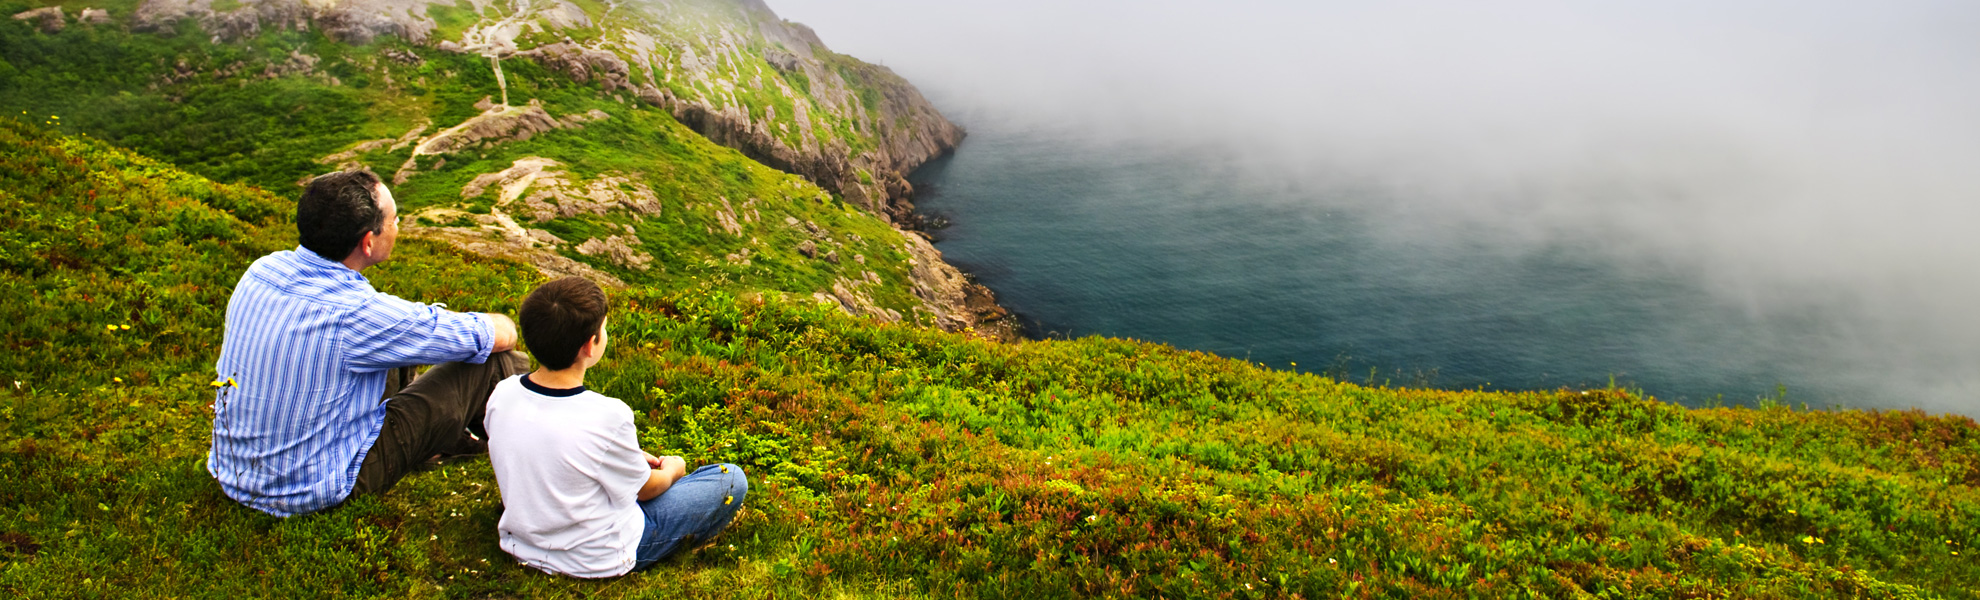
[636,454,688,501]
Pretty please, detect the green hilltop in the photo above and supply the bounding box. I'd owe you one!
[4,1,1980,598]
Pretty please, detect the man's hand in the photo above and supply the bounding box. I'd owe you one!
[484,313,518,353]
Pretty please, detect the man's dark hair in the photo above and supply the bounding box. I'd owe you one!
[519,277,610,371]
[297,169,386,262]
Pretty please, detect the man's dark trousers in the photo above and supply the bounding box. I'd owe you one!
[353,351,529,495]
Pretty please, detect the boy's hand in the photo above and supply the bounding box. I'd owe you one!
[659,455,686,473]
[637,454,691,501]
[643,452,686,471]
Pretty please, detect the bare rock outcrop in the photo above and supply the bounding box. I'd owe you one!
[460,157,567,202]
[403,157,664,283]
[12,7,65,32]
[902,233,1019,340]
[395,102,605,184]
[413,229,627,287]
[538,0,591,30]
[817,272,902,324]
[401,209,626,288]
[78,8,111,25]
[133,0,447,43]
[413,101,566,155]
[516,42,632,92]
[575,235,653,271]
[458,157,661,223]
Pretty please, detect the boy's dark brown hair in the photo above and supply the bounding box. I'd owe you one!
[518,277,609,370]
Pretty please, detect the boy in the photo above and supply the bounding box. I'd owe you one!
[485,276,748,578]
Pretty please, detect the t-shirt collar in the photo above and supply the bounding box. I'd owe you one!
[520,373,588,397]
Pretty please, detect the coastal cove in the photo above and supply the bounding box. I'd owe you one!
[5,0,1980,595]
[908,116,1968,414]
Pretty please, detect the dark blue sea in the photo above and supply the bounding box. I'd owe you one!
[908,119,1943,411]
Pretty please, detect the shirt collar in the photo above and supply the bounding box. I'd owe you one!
[290,245,367,283]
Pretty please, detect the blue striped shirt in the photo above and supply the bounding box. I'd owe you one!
[209,247,492,516]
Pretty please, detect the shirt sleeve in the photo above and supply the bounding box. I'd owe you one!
[340,292,493,372]
[590,414,652,501]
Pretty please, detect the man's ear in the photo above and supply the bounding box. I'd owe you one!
[353,230,376,261]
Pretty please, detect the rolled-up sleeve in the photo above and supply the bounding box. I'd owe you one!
[340,293,492,372]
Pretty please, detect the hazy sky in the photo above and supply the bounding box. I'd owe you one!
[768,0,1980,412]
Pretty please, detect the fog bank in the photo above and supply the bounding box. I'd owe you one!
[769,0,1980,413]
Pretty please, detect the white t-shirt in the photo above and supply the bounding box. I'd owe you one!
[484,374,650,578]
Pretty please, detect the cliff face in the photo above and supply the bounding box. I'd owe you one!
[84,0,1011,337]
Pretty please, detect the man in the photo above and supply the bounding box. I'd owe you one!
[209,169,525,517]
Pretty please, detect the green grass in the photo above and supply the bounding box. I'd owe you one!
[4,118,1980,598]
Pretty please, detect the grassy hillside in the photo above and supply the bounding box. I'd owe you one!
[0,0,952,323]
[3,119,1978,598]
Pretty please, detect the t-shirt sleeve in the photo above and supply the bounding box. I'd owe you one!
[589,413,651,501]
[340,292,493,372]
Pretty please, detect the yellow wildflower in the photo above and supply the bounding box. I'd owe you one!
[120,324,131,330]
[112,377,123,383]
[1801,536,1814,544]
[106,324,118,331]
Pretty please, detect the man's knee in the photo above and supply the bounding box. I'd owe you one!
[496,350,529,375]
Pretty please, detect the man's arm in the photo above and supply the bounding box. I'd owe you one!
[483,313,518,353]
[344,295,507,370]
[637,454,688,501]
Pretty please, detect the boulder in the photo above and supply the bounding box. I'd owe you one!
[539,0,591,30]
[12,7,65,32]
[413,102,565,156]
[516,42,631,92]
[575,235,653,270]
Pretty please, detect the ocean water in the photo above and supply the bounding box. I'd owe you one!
[908,121,1908,409]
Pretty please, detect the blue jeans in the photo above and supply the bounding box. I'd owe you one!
[633,463,748,569]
